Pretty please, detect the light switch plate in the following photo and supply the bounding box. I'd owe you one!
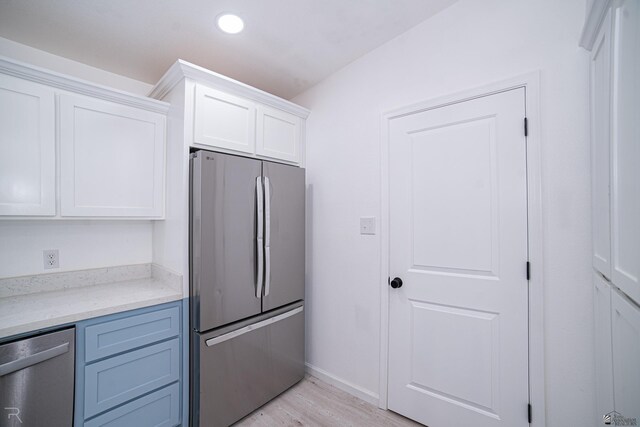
[360,217,376,235]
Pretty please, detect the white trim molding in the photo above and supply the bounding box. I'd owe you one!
[579,0,613,50]
[0,56,169,114]
[379,71,546,427]
[305,363,380,406]
[149,59,310,119]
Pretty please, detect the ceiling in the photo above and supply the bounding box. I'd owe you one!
[0,1,458,99]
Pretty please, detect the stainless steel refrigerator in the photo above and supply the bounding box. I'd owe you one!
[189,150,305,427]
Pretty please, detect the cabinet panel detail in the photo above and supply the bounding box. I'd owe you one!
[611,289,640,422]
[593,273,615,419]
[84,306,180,362]
[0,74,55,216]
[256,105,300,163]
[194,84,256,154]
[83,338,180,418]
[60,94,166,218]
[610,0,640,302]
[84,382,180,427]
[590,10,612,277]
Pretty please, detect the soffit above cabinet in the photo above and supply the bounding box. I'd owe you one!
[150,60,309,119]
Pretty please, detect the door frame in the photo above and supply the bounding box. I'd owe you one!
[379,71,545,427]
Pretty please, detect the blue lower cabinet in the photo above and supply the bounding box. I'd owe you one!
[84,382,180,427]
[84,338,180,418]
[75,301,183,427]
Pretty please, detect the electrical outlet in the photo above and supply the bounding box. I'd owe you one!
[360,217,376,235]
[43,249,59,270]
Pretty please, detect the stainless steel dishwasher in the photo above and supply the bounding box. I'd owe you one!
[0,328,75,427]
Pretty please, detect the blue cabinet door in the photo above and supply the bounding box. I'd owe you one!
[84,382,180,427]
[84,338,180,418]
[84,306,180,362]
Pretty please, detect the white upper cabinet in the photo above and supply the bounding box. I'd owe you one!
[59,94,166,218]
[584,0,640,304]
[610,0,640,302]
[0,57,169,219]
[194,84,256,154]
[590,10,612,278]
[0,74,55,216]
[150,60,309,166]
[256,105,301,163]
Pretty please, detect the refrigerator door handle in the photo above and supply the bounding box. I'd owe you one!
[205,306,303,347]
[256,176,264,298]
[264,176,271,296]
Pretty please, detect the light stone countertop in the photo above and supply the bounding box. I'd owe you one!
[0,264,183,340]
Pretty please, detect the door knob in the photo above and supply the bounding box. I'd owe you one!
[390,277,403,289]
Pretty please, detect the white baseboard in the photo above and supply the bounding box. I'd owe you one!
[305,362,380,406]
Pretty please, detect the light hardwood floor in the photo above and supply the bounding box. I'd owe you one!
[234,375,422,426]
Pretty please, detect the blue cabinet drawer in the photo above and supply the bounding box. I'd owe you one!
[84,305,180,362]
[84,338,180,418]
[84,382,180,427]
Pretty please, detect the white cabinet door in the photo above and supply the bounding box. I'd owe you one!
[0,74,55,216]
[590,9,613,278]
[256,105,300,163]
[59,94,165,217]
[194,84,256,154]
[611,289,640,422]
[593,273,615,421]
[610,0,640,303]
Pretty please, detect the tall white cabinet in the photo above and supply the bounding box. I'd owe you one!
[581,0,640,424]
[0,57,169,219]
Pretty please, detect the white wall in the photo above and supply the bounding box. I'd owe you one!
[293,0,593,425]
[0,39,155,278]
[0,221,153,277]
[0,37,152,95]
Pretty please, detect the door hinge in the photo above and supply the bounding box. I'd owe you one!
[388,276,391,285]
[528,403,532,423]
[524,117,529,137]
[526,262,531,281]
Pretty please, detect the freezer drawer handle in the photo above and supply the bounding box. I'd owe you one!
[264,176,271,297]
[256,176,264,298]
[0,342,70,377]
[205,306,303,347]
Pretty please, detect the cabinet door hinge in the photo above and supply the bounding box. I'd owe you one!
[526,262,531,281]
[528,403,532,423]
[524,117,529,137]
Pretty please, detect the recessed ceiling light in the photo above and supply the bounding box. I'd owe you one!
[217,14,244,34]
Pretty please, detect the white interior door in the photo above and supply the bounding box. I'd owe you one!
[387,88,529,426]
